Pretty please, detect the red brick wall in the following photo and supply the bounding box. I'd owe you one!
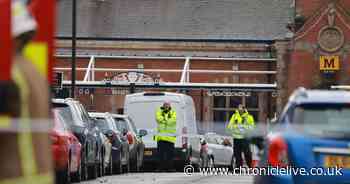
[287,1,350,96]
[296,0,332,18]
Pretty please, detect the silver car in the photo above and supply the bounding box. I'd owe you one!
[200,133,234,168]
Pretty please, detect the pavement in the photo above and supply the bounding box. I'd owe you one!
[79,172,253,184]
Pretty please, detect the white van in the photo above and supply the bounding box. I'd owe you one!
[124,92,201,169]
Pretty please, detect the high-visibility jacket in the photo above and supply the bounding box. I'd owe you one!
[0,55,54,184]
[155,108,177,144]
[226,110,255,139]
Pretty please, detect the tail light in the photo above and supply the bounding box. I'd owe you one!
[268,135,289,167]
[50,131,60,144]
[126,132,133,145]
[182,127,188,149]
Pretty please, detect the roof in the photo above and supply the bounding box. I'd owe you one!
[89,112,110,118]
[110,114,128,119]
[56,0,293,40]
[52,98,76,104]
[126,92,187,98]
[289,88,350,104]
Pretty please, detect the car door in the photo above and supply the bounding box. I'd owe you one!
[219,138,233,165]
[210,137,226,165]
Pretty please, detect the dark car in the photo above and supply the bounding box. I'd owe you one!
[112,114,147,172]
[89,112,130,174]
[52,98,102,180]
[254,88,350,184]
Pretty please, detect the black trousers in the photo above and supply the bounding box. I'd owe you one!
[157,140,175,170]
[233,138,252,168]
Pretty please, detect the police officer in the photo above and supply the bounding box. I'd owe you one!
[227,104,255,168]
[155,102,177,171]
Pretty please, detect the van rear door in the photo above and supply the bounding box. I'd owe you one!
[125,100,183,148]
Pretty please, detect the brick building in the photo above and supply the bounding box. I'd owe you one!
[277,0,350,112]
[54,0,299,130]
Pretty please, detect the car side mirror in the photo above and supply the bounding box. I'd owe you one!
[139,129,147,137]
[122,128,128,136]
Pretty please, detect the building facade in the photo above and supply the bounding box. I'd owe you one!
[57,0,345,130]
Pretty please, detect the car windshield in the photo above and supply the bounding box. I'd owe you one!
[114,118,128,132]
[127,117,138,133]
[52,104,75,127]
[94,117,113,132]
[293,104,350,137]
[205,136,218,144]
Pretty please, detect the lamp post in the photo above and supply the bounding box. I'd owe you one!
[71,0,76,98]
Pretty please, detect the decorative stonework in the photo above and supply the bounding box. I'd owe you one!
[317,4,345,53]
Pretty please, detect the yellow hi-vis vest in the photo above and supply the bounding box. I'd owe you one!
[226,110,255,139]
[155,108,177,144]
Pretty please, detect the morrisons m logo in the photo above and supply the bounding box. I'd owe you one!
[320,56,340,71]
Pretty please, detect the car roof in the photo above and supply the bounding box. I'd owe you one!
[89,112,110,118]
[52,98,77,104]
[110,114,128,119]
[288,88,350,105]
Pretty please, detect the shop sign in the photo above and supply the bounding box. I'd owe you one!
[207,91,251,97]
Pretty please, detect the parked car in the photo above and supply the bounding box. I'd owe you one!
[254,88,350,184]
[124,92,201,170]
[89,112,130,174]
[51,109,82,184]
[93,126,109,177]
[199,133,233,168]
[52,98,101,180]
[112,114,147,172]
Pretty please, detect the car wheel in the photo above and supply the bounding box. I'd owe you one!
[113,150,122,174]
[100,149,104,177]
[123,152,130,173]
[97,149,102,177]
[71,158,82,182]
[88,163,97,179]
[135,151,141,172]
[200,154,208,168]
[81,151,89,181]
[208,156,214,168]
[60,159,71,184]
[131,150,142,172]
[107,153,113,175]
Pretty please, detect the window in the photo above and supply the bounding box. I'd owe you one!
[213,110,228,122]
[230,96,242,108]
[94,118,111,132]
[246,92,259,108]
[212,92,260,123]
[53,105,75,127]
[115,118,129,132]
[213,96,226,108]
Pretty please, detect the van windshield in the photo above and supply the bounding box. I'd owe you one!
[126,101,183,131]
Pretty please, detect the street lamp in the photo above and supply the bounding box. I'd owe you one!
[71,0,76,98]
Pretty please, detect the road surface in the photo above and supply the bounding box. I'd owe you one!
[80,172,253,184]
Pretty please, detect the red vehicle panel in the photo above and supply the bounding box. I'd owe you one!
[51,109,81,173]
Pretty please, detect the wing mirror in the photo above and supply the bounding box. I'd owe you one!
[138,129,147,137]
[122,128,128,136]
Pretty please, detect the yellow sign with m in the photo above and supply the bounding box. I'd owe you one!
[320,56,340,71]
